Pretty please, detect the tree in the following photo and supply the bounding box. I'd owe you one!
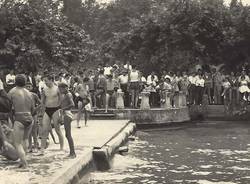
[0,0,97,72]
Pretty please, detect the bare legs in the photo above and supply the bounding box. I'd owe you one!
[64,115,76,158]
[105,94,110,113]
[77,102,89,127]
[28,116,39,152]
[77,101,83,128]
[13,121,32,168]
[40,111,64,155]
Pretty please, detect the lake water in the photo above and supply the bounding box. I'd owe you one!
[81,122,250,184]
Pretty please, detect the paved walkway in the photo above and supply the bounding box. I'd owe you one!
[0,120,129,184]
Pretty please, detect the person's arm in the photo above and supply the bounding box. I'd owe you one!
[0,124,7,150]
[61,93,75,111]
[33,94,42,115]
[57,89,62,106]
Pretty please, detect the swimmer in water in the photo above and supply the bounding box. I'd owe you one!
[58,82,76,158]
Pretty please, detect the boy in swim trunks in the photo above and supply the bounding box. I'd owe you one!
[74,77,90,128]
[58,82,76,158]
[26,82,41,153]
[8,74,34,168]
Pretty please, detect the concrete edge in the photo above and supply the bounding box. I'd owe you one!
[93,122,136,171]
[49,121,136,184]
[49,149,93,184]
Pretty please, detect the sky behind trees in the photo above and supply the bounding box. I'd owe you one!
[96,0,250,5]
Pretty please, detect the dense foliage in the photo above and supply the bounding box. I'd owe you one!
[1,0,250,74]
[81,0,250,74]
[0,0,96,72]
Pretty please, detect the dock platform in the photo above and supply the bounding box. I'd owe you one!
[0,120,136,184]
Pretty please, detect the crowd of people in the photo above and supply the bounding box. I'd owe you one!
[0,61,250,168]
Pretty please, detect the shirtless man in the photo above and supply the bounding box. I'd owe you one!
[39,75,64,155]
[8,74,34,168]
[74,77,90,128]
[58,82,76,158]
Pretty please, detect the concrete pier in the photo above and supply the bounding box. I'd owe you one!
[0,120,136,184]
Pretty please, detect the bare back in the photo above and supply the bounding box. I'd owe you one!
[8,87,34,113]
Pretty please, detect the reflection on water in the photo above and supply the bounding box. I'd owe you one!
[81,122,250,184]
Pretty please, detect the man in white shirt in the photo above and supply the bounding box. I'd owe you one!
[104,62,113,76]
[188,72,199,105]
[194,71,205,105]
[147,72,159,107]
[147,72,159,87]
[5,70,15,92]
[118,71,129,107]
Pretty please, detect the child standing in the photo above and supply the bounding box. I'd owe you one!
[58,82,76,158]
[221,78,231,113]
[26,82,41,153]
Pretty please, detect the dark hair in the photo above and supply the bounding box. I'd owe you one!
[107,74,113,79]
[15,74,26,87]
[46,75,54,81]
[99,69,104,75]
[83,77,90,82]
[58,82,68,88]
[74,77,80,83]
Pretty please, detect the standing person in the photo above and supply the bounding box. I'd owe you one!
[128,66,140,108]
[39,75,64,155]
[38,76,46,96]
[106,75,115,112]
[118,70,129,107]
[5,69,15,92]
[221,77,231,113]
[195,72,205,105]
[188,72,197,105]
[213,68,223,104]
[104,62,113,76]
[0,79,18,161]
[204,71,213,104]
[172,73,180,107]
[229,72,239,110]
[179,73,190,103]
[88,71,96,108]
[26,82,41,153]
[74,77,90,128]
[95,69,107,109]
[239,75,250,112]
[58,82,76,158]
[8,74,34,168]
[147,71,159,107]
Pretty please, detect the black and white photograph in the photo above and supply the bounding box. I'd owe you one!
[1,0,250,183]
